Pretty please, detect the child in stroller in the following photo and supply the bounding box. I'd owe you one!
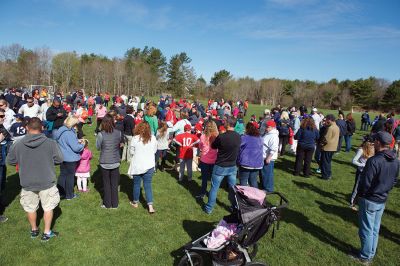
[178,185,288,266]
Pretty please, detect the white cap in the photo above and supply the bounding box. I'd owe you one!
[312,108,318,112]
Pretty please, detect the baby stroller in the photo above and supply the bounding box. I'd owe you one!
[178,186,288,266]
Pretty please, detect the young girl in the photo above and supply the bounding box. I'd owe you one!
[350,137,375,210]
[156,121,169,171]
[76,139,93,192]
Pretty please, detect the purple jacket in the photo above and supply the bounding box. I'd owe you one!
[237,135,264,169]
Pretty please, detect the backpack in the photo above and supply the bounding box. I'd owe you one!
[278,121,289,136]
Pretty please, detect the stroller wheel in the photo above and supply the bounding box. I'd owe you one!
[247,243,258,259]
[178,252,204,266]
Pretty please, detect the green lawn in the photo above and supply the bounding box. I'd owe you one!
[0,104,399,266]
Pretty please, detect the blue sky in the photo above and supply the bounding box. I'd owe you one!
[1,0,399,82]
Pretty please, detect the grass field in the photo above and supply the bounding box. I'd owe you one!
[0,104,399,266]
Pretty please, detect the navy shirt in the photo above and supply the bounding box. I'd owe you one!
[10,122,26,137]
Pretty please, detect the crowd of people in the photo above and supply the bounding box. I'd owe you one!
[0,88,398,265]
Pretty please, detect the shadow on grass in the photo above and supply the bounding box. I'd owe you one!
[292,180,347,204]
[316,200,400,245]
[170,220,215,266]
[283,208,357,254]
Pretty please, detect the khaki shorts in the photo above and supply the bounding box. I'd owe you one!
[20,186,60,213]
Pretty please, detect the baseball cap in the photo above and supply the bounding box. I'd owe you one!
[14,114,24,119]
[372,131,392,145]
[266,120,276,127]
[312,108,318,112]
[184,124,191,131]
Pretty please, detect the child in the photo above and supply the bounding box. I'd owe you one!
[9,114,27,142]
[156,121,169,171]
[75,139,93,192]
[87,104,94,125]
[173,124,199,181]
[350,137,375,210]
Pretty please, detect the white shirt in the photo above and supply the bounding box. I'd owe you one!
[263,128,279,160]
[172,119,191,136]
[19,104,41,119]
[4,108,15,130]
[128,135,157,175]
[40,102,51,120]
[312,113,322,130]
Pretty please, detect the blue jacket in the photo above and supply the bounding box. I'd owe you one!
[295,127,319,150]
[358,150,399,203]
[54,126,84,162]
[237,135,264,169]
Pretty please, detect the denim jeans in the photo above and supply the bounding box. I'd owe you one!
[358,198,385,260]
[320,151,334,179]
[155,149,167,167]
[0,165,6,212]
[179,159,193,180]
[261,161,275,192]
[239,167,259,188]
[204,165,237,213]
[337,135,343,152]
[199,162,214,195]
[350,169,361,205]
[133,168,155,205]
[314,146,321,165]
[58,161,78,199]
[344,135,352,152]
[122,135,133,162]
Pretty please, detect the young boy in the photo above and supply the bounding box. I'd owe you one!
[173,124,199,181]
[9,114,27,142]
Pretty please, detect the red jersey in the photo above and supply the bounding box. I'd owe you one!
[134,117,143,125]
[174,133,199,159]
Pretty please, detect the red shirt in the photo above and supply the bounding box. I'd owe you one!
[134,117,143,125]
[174,133,199,159]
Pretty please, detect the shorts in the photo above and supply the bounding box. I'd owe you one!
[20,186,60,213]
[76,172,91,178]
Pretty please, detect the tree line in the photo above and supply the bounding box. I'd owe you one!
[0,43,399,111]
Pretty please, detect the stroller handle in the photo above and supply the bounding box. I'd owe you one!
[265,191,289,209]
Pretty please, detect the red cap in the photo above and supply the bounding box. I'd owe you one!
[266,120,276,127]
[211,110,217,116]
[184,124,192,131]
[219,125,226,131]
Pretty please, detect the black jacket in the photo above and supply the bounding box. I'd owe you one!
[46,105,68,129]
[123,115,135,136]
[358,150,399,203]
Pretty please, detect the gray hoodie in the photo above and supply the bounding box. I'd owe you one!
[7,133,63,191]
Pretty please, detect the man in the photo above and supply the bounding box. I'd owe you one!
[259,109,272,136]
[361,111,370,131]
[262,120,279,192]
[122,106,135,162]
[0,108,11,223]
[18,96,41,118]
[311,108,322,130]
[0,99,16,131]
[46,98,68,137]
[319,114,340,180]
[7,117,64,241]
[204,117,241,214]
[350,131,399,264]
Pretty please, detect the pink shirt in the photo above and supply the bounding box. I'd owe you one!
[76,148,93,173]
[96,106,107,118]
[199,134,218,164]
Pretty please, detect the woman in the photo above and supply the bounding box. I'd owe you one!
[128,122,157,213]
[344,113,356,152]
[197,121,219,198]
[293,117,319,177]
[54,116,84,200]
[237,122,263,187]
[96,114,123,209]
[144,105,158,135]
[277,111,291,156]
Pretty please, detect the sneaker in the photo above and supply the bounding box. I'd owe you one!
[66,194,79,200]
[41,231,59,242]
[315,168,321,174]
[100,204,107,208]
[0,215,8,223]
[31,229,40,238]
[350,205,358,211]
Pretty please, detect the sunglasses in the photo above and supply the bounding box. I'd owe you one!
[0,115,5,118]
